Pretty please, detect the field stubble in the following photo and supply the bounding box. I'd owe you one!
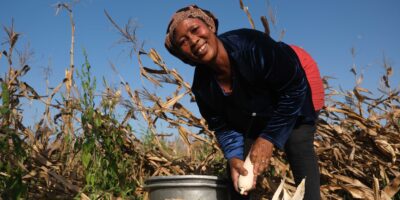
[1,2,399,200]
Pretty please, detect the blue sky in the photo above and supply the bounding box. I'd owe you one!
[1,1,399,125]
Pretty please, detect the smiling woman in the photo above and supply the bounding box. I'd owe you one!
[172,17,234,94]
[164,4,323,200]
[173,18,220,64]
[165,5,220,66]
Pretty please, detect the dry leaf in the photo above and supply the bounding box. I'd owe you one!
[383,175,400,197]
[271,178,285,200]
[375,139,396,163]
[342,184,374,199]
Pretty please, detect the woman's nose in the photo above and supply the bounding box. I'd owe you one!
[188,34,199,46]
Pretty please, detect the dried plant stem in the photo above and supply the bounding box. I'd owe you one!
[239,0,255,29]
[66,3,75,137]
[261,16,270,35]
[0,2,399,199]
[56,3,75,138]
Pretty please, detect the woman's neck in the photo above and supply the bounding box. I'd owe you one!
[209,40,233,94]
[209,40,231,77]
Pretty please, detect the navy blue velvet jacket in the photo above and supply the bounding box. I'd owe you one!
[191,29,316,160]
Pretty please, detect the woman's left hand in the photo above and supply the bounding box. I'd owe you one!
[249,137,274,178]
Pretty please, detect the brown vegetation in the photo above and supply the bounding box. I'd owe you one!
[1,1,399,200]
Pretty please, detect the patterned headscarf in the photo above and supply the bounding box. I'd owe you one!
[165,5,218,65]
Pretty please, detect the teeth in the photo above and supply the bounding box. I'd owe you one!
[197,44,206,54]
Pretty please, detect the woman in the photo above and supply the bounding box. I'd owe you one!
[165,5,322,200]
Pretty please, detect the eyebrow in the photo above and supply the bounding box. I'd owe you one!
[175,24,194,39]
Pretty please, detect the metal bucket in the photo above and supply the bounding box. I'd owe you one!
[144,175,229,200]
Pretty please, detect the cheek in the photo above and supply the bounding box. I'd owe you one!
[178,47,196,63]
[176,44,189,55]
[182,47,195,59]
[198,28,210,36]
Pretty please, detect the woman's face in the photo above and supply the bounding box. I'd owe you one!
[173,18,219,65]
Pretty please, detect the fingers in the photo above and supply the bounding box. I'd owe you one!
[238,166,248,176]
[252,161,260,176]
[231,170,240,193]
[229,158,246,193]
[231,166,249,193]
[251,151,269,176]
[249,137,274,175]
[253,176,257,189]
[254,159,269,175]
[253,159,270,176]
[231,158,248,176]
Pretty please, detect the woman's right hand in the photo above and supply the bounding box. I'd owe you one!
[229,157,249,195]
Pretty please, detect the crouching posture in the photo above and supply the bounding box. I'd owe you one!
[165,5,324,200]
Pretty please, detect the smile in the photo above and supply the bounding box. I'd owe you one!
[195,43,207,56]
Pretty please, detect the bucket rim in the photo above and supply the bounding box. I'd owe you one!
[143,182,227,189]
[145,175,225,181]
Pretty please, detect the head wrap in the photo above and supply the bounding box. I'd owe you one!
[165,5,218,65]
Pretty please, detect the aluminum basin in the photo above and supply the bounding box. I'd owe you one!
[144,175,229,200]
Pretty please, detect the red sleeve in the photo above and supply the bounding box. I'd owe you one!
[290,45,325,111]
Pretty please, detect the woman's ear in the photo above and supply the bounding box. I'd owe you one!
[208,26,216,33]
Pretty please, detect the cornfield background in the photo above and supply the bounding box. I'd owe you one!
[1,1,399,200]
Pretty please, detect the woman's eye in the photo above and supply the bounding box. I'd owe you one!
[179,39,188,46]
[191,27,199,33]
